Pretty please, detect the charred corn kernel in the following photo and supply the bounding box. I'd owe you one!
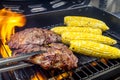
[64,16,109,31]
[62,32,117,45]
[69,40,120,59]
[51,26,102,35]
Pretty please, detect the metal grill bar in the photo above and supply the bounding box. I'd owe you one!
[88,63,99,73]
[23,67,35,80]
[114,60,120,65]
[72,70,82,80]
[107,60,114,67]
[100,61,109,69]
[22,68,30,80]
[81,64,93,77]
[86,60,120,80]
[80,70,88,79]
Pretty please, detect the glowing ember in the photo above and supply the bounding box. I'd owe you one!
[100,58,107,64]
[91,61,97,66]
[91,58,107,66]
[49,71,72,80]
[55,71,72,80]
[31,72,46,80]
[0,8,26,58]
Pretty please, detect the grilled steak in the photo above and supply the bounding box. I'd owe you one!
[8,28,78,70]
[13,43,78,70]
[8,28,61,49]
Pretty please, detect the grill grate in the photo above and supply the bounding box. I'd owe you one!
[1,54,120,80]
[1,24,120,80]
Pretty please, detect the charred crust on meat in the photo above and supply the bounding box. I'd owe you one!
[8,28,61,49]
[8,28,78,70]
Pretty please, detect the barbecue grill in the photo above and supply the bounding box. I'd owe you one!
[0,0,90,15]
[1,4,120,80]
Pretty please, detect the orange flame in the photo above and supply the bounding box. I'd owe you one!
[55,71,72,80]
[31,72,46,80]
[100,58,107,64]
[0,8,26,58]
[49,71,72,80]
[31,71,72,80]
[91,58,107,66]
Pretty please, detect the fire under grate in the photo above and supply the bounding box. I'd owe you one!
[1,57,120,80]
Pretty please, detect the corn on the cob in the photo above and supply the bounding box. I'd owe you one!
[64,16,109,31]
[69,40,120,59]
[61,32,117,45]
[51,26,102,35]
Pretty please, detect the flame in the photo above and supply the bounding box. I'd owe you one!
[55,71,72,80]
[0,8,26,58]
[100,58,107,64]
[31,71,72,80]
[31,72,46,80]
[91,61,97,66]
[48,71,72,80]
[91,58,107,66]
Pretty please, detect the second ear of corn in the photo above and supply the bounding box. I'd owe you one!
[64,16,109,31]
[51,26,102,35]
[69,40,120,59]
[61,32,117,45]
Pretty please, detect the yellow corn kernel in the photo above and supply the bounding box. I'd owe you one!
[51,26,102,35]
[61,32,117,45]
[69,40,120,59]
[64,16,109,31]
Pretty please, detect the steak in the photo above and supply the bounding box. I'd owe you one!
[8,28,61,49]
[13,43,78,70]
[8,28,78,70]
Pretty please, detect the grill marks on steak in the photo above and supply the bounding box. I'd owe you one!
[29,43,78,70]
[8,28,61,49]
[8,28,78,70]
[13,43,78,70]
